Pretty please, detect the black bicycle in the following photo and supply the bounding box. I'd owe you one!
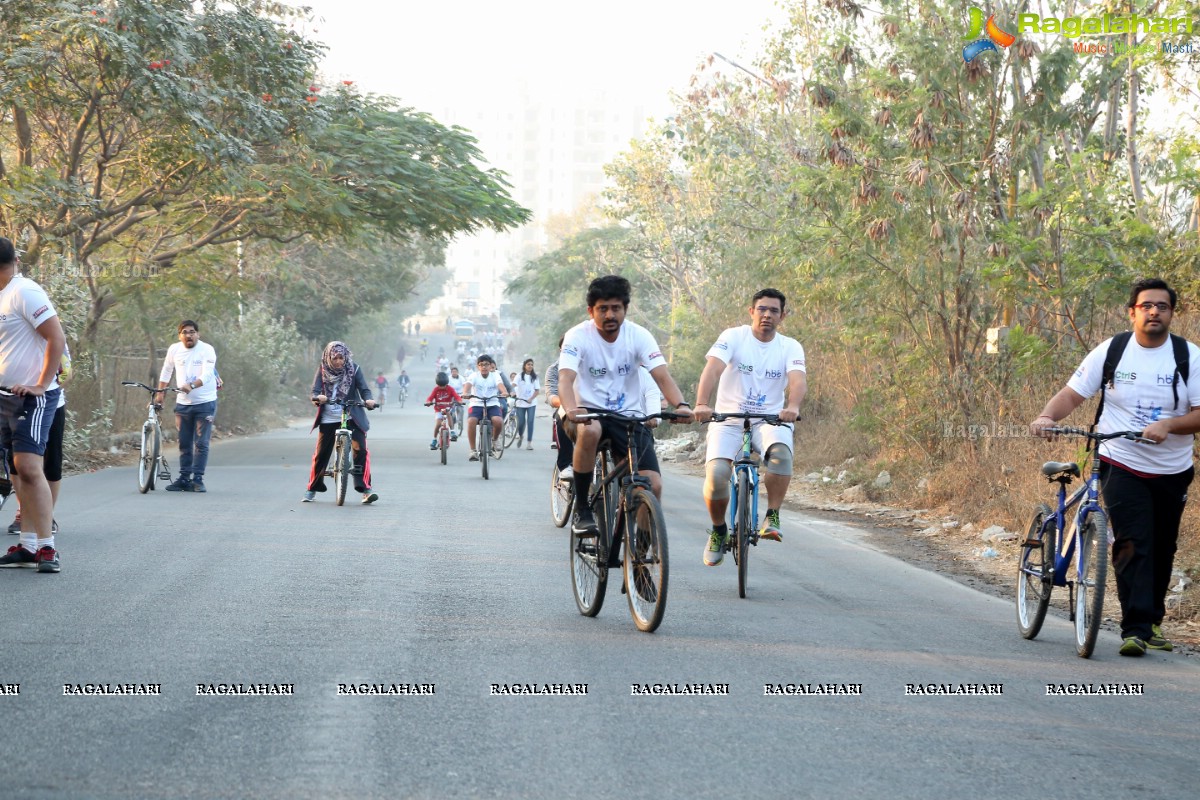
[569,409,683,632]
[316,399,376,506]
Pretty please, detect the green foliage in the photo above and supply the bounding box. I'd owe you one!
[206,302,302,431]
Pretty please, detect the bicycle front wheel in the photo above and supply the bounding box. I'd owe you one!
[453,407,464,438]
[1016,503,1054,640]
[334,438,350,506]
[571,469,610,617]
[624,487,669,632]
[1075,515,1109,659]
[551,462,574,527]
[138,422,157,493]
[480,424,490,480]
[440,427,449,465]
[735,472,752,599]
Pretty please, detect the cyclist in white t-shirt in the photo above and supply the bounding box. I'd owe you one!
[693,289,806,565]
[463,354,508,461]
[557,275,694,538]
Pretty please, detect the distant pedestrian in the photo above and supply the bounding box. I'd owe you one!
[157,319,218,493]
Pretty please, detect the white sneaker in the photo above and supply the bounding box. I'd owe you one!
[560,466,574,480]
[526,442,533,450]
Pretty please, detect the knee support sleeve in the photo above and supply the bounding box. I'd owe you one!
[704,459,733,500]
[764,444,793,476]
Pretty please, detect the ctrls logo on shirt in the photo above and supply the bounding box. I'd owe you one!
[963,7,1015,62]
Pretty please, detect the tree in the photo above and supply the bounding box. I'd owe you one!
[1,0,529,341]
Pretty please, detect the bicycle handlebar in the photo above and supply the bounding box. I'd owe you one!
[313,399,377,409]
[709,412,793,425]
[574,409,688,424]
[1043,426,1155,444]
[122,381,181,394]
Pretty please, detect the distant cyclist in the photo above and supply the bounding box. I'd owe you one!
[374,371,389,407]
[693,288,806,566]
[426,372,463,449]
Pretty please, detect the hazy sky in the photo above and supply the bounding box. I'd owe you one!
[294,0,787,117]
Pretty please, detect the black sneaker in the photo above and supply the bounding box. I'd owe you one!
[35,546,60,573]
[572,510,600,537]
[165,477,192,492]
[189,478,207,493]
[0,544,36,568]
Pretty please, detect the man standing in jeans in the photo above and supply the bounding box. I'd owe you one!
[156,320,218,493]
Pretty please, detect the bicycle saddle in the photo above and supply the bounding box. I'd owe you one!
[1041,461,1080,478]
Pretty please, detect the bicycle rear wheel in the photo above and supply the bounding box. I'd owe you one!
[1016,503,1054,640]
[551,462,574,528]
[138,422,158,493]
[1075,515,1109,659]
[735,472,752,599]
[571,463,610,617]
[334,437,350,506]
[491,417,505,460]
[503,411,519,448]
[624,487,669,632]
[480,424,490,480]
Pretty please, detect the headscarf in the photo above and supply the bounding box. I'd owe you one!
[320,341,356,403]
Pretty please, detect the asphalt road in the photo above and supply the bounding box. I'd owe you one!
[4,387,1199,799]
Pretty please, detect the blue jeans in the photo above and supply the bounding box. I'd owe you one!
[175,401,217,480]
[516,406,536,442]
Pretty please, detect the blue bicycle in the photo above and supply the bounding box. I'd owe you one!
[1018,426,1152,658]
[711,412,789,598]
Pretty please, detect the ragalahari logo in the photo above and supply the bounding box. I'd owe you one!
[963,7,1016,62]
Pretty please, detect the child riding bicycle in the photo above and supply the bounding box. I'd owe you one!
[426,372,463,449]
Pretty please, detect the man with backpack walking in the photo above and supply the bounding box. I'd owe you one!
[1031,278,1200,657]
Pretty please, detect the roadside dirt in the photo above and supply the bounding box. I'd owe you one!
[669,455,1200,657]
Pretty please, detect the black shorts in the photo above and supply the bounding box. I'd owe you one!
[43,404,66,482]
[568,410,659,474]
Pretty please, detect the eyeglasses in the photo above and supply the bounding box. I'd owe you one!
[1135,302,1172,313]
[179,329,198,335]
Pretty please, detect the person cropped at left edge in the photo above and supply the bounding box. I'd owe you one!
[304,341,378,505]
[0,236,66,574]
[156,319,218,493]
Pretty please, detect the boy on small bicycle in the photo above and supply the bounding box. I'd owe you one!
[426,372,463,449]
[303,341,378,505]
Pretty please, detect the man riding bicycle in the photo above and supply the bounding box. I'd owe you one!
[693,289,806,566]
[557,275,694,537]
[463,354,508,462]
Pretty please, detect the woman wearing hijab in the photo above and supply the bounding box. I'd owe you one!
[304,341,379,504]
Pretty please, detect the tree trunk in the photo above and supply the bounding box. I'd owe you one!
[1125,29,1145,218]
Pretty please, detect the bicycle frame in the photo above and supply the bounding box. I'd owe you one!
[727,420,761,549]
[1047,470,1101,588]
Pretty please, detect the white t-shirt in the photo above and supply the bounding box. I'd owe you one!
[465,370,503,408]
[639,367,663,415]
[159,340,218,405]
[706,325,806,414]
[0,276,61,390]
[448,374,464,395]
[515,374,540,408]
[559,320,667,416]
[1067,335,1200,474]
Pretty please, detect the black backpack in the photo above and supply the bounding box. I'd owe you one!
[1092,331,1190,432]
